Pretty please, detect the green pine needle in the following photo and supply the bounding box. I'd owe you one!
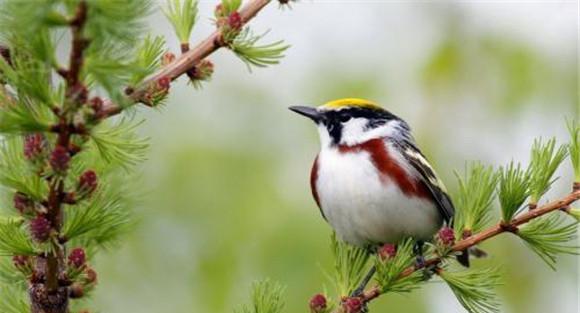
[63,187,132,248]
[130,35,166,85]
[453,162,498,235]
[164,0,198,44]
[328,233,371,296]
[439,266,502,313]
[0,137,49,200]
[517,213,579,270]
[0,284,28,313]
[230,29,290,71]
[0,217,37,256]
[527,138,568,204]
[89,119,149,171]
[221,0,242,15]
[235,279,285,313]
[567,119,580,182]
[498,161,530,222]
[0,256,27,286]
[374,238,424,294]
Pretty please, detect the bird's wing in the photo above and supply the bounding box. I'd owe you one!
[394,139,455,222]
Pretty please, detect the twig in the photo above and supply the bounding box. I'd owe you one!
[332,187,580,313]
[100,0,271,118]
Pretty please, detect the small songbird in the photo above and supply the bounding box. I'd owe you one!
[290,98,457,257]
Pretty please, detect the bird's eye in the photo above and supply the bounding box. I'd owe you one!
[339,115,352,123]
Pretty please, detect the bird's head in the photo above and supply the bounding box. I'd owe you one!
[290,98,411,147]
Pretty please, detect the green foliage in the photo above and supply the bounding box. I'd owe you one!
[63,187,133,250]
[89,119,149,170]
[527,138,567,203]
[568,208,580,222]
[130,35,166,85]
[0,256,27,285]
[221,0,242,15]
[0,99,54,134]
[235,279,285,313]
[438,266,502,313]
[328,233,370,296]
[374,238,423,294]
[230,29,289,71]
[0,284,28,313]
[164,0,198,44]
[497,161,529,222]
[0,217,37,256]
[567,119,580,181]
[517,214,579,270]
[0,50,55,108]
[453,163,498,235]
[0,138,48,200]
[84,0,153,48]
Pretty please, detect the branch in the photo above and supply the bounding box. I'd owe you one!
[332,187,580,312]
[100,0,271,117]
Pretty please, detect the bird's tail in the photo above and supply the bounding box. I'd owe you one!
[456,247,488,267]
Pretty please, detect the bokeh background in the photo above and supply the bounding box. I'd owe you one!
[91,1,579,313]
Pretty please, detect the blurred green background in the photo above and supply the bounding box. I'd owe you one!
[90,2,578,313]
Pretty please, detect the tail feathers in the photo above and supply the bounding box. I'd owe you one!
[456,247,488,267]
[456,249,470,267]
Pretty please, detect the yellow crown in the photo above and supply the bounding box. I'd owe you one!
[321,98,382,110]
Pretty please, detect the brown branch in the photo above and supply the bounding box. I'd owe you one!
[99,0,271,118]
[332,187,580,313]
[35,2,89,311]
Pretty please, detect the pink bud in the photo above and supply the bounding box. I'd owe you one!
[13,192,33,214]
[162,52,176,66]
[343,297,363,313]
[68,248,86,268]
[50,146,70,172]
[30,215,51,242]
[78,170,98,196]
[89,97,103,112]
[157,76,171,91]
[438,227,456,246]
[227,11,242,30]
[12,255,30,268]
[378,243,397,260]
[24,133,46,161]
[309,294,327,313]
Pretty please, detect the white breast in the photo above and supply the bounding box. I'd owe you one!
[315,145,443,247]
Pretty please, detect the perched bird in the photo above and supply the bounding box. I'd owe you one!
[289,98,462,265]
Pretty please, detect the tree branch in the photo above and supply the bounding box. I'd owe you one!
[100,0,272,117]
[332,187,580,313]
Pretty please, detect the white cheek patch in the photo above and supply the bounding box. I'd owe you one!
[340,120,404,146]
[340,118,370,146]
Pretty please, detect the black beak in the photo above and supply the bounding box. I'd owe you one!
[289,106,322,122]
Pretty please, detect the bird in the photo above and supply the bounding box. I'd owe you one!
[289,98,465,294]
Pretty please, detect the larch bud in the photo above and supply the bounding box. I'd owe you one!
[157,76,171,92]
[192,60,214,81]
[89,97,103,113]
[50,146,70,172]
[162,52,176,66]
[78,170,98,197]
[69,283,84,298]
[309,294,327,313]
[437,227,456,247]
[227,11,242,30]
[378,243,397,260]
[343,297,363,313]
[30,215,51,242]
[24,133,47,161]
[13,192,33,214]
[84,267,98,284]
[68,248,87,268]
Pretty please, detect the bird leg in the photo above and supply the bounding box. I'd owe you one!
[350,265,376,297]
[413,240,426,268]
